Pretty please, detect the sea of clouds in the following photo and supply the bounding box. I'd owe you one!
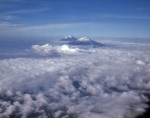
[0,40,150,118]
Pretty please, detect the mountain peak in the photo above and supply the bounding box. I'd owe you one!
[68,36,104,47]
[60,35,77,41]
[78,37,91,42]
[64,35,74,39]
[60,35,104,47]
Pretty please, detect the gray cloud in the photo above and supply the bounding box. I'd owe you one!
[0,41,150,118]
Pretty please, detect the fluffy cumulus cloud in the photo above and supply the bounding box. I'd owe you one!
[0,41,150,118]
[31,44,79,56]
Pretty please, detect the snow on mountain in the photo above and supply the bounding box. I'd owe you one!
[65,35,74,39]
[60,35,77,41]
[68,36,104,47]
[60,35,104,47]
[77,37,91,42]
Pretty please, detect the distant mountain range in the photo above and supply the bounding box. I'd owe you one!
[60,35,104,47]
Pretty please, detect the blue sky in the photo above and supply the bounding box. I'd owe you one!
[0,0,150,40]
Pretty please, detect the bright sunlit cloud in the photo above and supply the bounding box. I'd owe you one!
[0,40,150,118]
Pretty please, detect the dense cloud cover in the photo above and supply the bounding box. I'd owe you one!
[0,41,150,118]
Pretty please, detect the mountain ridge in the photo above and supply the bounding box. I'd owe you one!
[61,35,104,47]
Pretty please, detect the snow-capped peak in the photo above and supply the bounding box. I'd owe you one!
[78,37,91,42]
[60,35,77,41]
[64,35,74,39]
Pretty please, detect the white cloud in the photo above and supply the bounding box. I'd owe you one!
[31,44,79,56]
[0,41,150,118]
[0,14,17,21]
[31,43,56,56]
[0,21,21,31]
[136,60,146,65]
[0,22,93,32]
[58,45,79,53]
[8,8,49,14]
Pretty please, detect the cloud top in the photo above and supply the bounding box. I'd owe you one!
[31,44,79,56]
[0,41,150,118]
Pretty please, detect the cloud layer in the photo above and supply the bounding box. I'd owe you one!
[31,44,79,56]
[0,41,150,118]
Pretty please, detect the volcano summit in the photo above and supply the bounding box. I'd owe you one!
[61,36,104,47]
